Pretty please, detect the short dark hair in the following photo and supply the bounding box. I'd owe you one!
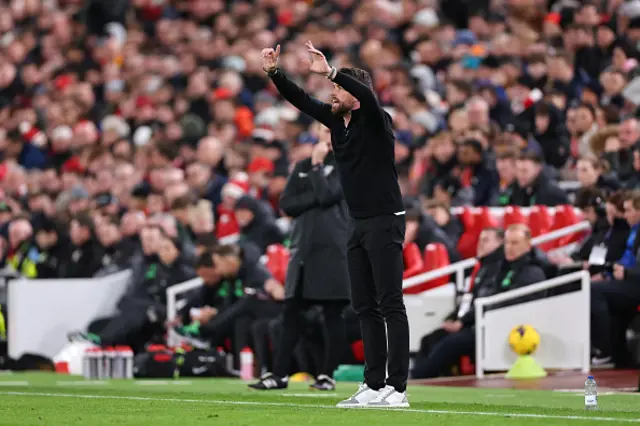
[71,212,95,232]
[196,249,214,268]
[607,190,627,212]
[482,227,505,241]
[575,187,606,210]
[212,244,241,258]
[339,68,374,91]
[535,103,551,118]
[517,150,544,165]
[170,196,191,211]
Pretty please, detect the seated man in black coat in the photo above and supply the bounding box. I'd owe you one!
[411,224,546,379]
[508,151,569,207]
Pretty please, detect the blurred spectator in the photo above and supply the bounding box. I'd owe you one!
[509,151,569,206]
[553,189,630,276]
[576,154,620,194]
[234,195,285,253]
[33,217,66,279]
[456,138,498,205]
[604,118,640,182]
[65,213,102,278]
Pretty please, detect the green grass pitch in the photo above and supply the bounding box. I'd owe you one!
[0,373,639,425]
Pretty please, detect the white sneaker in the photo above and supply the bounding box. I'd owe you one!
[366,385,410,408]
[336,383,380,408]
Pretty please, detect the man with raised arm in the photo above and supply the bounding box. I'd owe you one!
[260,42,409,408]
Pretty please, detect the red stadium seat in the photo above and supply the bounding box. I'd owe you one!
[529,205,555,251]
[403,243,450,294]
[456,207,479,258]
[265,244,289,284]
[458,207,476,230]
[402,242,424,279]
[478,206,500,229]
[552,205,584,246]
[503,206,527,228]
[456,208,498,259]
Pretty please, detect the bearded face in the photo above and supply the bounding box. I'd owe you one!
[330,84,358,116]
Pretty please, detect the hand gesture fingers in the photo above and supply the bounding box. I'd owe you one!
[305,41,325,58]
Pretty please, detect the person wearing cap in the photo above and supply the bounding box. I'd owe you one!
[263,43,410,407]
[250,132,349,392]
[64,213,104,278]
[33,217,66,279]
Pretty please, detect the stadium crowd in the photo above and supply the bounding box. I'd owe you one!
[1,0,640,377]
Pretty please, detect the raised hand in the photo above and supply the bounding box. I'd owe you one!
[304,41,332,75]
[261,44,281,73]
[311,140,330,166]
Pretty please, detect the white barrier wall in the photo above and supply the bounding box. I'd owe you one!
[404,284,456,352]
[7,270,131,360]
[474,271,590,378]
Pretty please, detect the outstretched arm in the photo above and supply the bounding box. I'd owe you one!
[262,45,333,127]
[305,41,387,122]
[268,70,333,127]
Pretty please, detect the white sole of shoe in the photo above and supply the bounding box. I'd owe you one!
[366,402,410,408]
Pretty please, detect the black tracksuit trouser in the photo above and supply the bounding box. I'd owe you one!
[348,214,409,393]
[272,279,348,379]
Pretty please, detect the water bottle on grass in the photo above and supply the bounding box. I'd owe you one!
[585,375,598,410]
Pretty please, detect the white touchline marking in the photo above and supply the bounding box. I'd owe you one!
[1,391,639,422]
[134,380,192,386]
[57,381,109,386]
[280,393,338,398]
[0,381,29,386]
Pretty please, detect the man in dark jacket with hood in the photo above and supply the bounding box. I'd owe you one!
[33,217,67,279]
[508,151,569,207]
[533,102,570,169]
[456,139,499,206]
[234,195,286,253]
[412,224,545,378]
[64,213,103,278]
[250,137,350,391]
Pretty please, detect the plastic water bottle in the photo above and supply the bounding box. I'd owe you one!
[122,346,134,379]
[240,347,254,380]
[585,375,598,410]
